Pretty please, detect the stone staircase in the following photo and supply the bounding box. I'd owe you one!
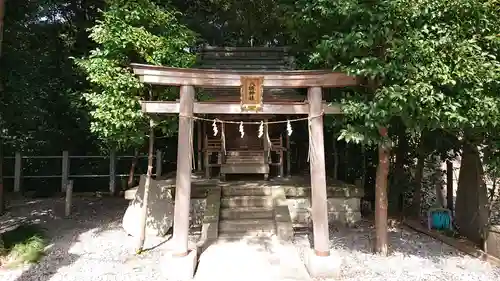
[220,151,270,180]
[218,184,279,239]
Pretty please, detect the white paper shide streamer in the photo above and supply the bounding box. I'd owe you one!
[286,119,293,136]
[258,121,264,138]
[239,121,245,138]
[212,120,218,136]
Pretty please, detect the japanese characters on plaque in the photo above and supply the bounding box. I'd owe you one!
[240,76,264,111]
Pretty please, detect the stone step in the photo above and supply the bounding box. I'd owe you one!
[218,219,276,235]
[220,207,274,220]
[216,232,276,241]
[221,186,274,197]
[221,196,274,208]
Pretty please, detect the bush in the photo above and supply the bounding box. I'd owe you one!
[0,224,46,267]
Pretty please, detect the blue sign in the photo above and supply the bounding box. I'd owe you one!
[427,208,453,230]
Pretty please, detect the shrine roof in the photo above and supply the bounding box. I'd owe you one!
[196,46,302,102]
[195,46,295,71]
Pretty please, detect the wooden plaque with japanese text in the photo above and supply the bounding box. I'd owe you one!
[240,76,264,111]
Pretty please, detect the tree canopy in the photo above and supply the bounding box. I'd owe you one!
[285,0,500,144]
[1,0,500,224]
[75,0,196,150]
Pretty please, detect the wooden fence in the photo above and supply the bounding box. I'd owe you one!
[3,149,163,194]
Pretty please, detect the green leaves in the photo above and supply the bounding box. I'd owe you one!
[290,0,500,145]
[76,0,197,150]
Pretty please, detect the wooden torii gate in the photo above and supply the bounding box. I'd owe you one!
[131,61,359,271]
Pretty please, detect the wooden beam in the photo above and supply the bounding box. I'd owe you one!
[172,85,195,256]
[141,101,342,115]
[307,87,330,257]
[132,63,358,88]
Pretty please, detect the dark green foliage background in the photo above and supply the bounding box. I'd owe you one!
[1,0,500,215]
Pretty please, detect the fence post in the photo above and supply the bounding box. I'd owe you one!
[65,180,73,217]
[13,152,21,193]
[109,149,116,195]
[156,149,162,178]
[61,151,69,193]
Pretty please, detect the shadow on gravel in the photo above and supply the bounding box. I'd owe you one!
[0,197,128,281]
[304,220,464,257]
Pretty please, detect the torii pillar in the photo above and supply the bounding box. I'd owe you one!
[304,87,342,278]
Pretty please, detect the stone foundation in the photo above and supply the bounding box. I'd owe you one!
[124,183,206,232]
[288,197,362,226]
[179,195,362,228]
[124,176,363,231]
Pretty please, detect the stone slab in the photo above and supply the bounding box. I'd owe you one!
[287,197,361,225]
[327,198,361,212]
[194,235,311,281]
[198,187,221,252]
[328,210,362,225]
[122,175,174,237]
[304,249,342,279]
[486,225,500,259]
[290,209,361,226]
[288,198,360,212]
[275,205,294,241]
[162,248,198,280]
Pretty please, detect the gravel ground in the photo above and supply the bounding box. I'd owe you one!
[0,197,200,281]
[1,198,500,281]
[294,221,500,281]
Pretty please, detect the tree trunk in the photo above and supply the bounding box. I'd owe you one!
[136,119,155,252]
[0,0,5,215]
[332,137,339,180]
[434,157,446,208]
[344,142,349,180]
[374,127,389,256]
[455,142,489,245]
[446,160,454,213]
[127,149,139,188]
[394,127,408,214]
[0,137,4,215]
[0,0,4,56]
[361,144,366,189]
[411,134,426,217]
[394,128,407,180]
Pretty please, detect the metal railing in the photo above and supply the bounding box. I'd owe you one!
[3,149,163,193]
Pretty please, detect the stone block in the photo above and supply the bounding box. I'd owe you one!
[275,205,293,241]
[122,175,174,237]
[288,203,361,225]
[288,198,310,210]
[304,249,342,279]
[328,210,362,225]
[162,248,198,280]
[327,198,360,212]
[198,188,221,252]
[190,198,207,228]
[486,225,500,259]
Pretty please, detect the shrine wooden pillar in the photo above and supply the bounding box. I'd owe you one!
[279,135,284,177]
[307,87,330,257]
[172,85,195,256]
[204,134,210,178]
[197,121,202,172]
[286,130,291,176]
[263,119,269,180]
